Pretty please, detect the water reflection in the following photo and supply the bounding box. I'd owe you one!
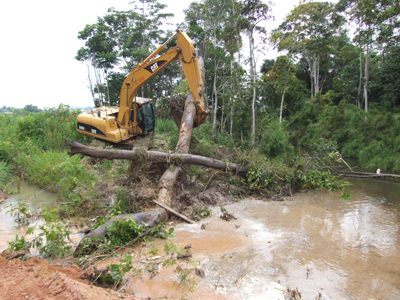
[164,178,400,299]
[340,197,398,256]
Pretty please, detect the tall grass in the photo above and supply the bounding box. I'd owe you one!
[0,106,96,216]
[155,118,177,134]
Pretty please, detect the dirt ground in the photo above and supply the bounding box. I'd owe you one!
[0,255,135,300]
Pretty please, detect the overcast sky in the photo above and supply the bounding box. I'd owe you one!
[0,0,301,109]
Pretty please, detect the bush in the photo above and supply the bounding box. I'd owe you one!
[31,208,72,258]
[33,222,72,258]
[259,117,294,159]
[16,105,87,151]
[0,161,10,189]
[8,235,31,251]
[107,218,143,246]
[26,151,93,194]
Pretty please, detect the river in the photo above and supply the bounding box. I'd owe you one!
[1,179,399,299]
[130,178,400,300]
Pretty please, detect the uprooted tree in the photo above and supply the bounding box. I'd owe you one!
[70,96,248,245]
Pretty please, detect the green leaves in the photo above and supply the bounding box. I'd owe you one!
[107,218,143,246]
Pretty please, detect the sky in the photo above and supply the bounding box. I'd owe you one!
[0,0,301,109]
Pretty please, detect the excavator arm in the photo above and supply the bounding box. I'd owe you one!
[118,30,207,128]
[77,30,207,144]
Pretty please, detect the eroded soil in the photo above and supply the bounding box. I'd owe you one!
[0,256,134,300]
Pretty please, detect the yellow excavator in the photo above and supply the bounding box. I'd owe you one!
[76,29,208,144]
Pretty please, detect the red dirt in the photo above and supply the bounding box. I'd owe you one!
[0,256,135,300]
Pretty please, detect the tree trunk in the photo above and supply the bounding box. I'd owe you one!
[86,63,95,100]
[315,55,320,95]
[311,55,320,97]
[279,87,287,124]
[230,99,234,136]
[69,141,247,175]
[220,92,225,133]
[212,65,218,132]
[357,50,363,108]
[363,44,369,114]
[249,29,256,146]
[306,57,314,98]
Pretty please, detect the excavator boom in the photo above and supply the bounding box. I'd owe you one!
[77,30,207,144]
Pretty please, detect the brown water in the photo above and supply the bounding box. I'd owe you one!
[0,183,58,251]
[131,178,400,300]
[1,179,399,299]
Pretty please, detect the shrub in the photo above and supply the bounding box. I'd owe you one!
[16,105,87,151]
[25,150,94,196]
[33,222,72,258]
[8,235,31,251]
[259,117,294,159]
[0,161,10,189]
[32,208,72,258]
[107,218,143,246]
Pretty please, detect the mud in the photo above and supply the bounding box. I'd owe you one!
[0,256,134,300]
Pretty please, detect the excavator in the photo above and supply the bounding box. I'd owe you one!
[76,30,208,144]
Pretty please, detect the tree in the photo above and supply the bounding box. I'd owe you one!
[271,2,345,98]
[263,56,302,124]
[185,0,243,134]
[23,105,42,113]
[76,0,174,106]
[239,0,271,146]
[336,0,399,112]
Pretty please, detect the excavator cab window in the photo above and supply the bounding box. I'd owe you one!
[131,103,155,135]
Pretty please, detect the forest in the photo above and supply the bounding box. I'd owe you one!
[0,0,399,299]
[73,0,400,173]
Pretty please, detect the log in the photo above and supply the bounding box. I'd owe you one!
[156,96,195,212]
[153,200,195,224]
[69,141,247,176]
[340,171,400,180]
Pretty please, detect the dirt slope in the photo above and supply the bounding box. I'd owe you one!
[0,256,135,300]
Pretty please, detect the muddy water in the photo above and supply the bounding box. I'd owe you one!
[1,180,399,299]
[0,183,58,251]
[133,179,400,300]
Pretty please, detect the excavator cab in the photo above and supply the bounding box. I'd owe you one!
[130,98,155,135]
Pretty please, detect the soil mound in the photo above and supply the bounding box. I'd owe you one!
[0,256,135,300]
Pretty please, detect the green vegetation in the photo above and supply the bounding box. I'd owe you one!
[8,202,32,225]
[107,218,143,247]
[0,105,96,216]
[7,209,72,258]
[32,221,72,258]
[0,161,10,190]
[0,0,398,279]
[95,254,136,287]
[8,235,31,252]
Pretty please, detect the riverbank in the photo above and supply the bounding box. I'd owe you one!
[1,178,399,299]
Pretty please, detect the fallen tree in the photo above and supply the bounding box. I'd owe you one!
[69,141,247,176]
[340,171,400,180]
[74,96,211,250]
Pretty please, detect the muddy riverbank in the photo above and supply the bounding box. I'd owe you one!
[1,178,399,299]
